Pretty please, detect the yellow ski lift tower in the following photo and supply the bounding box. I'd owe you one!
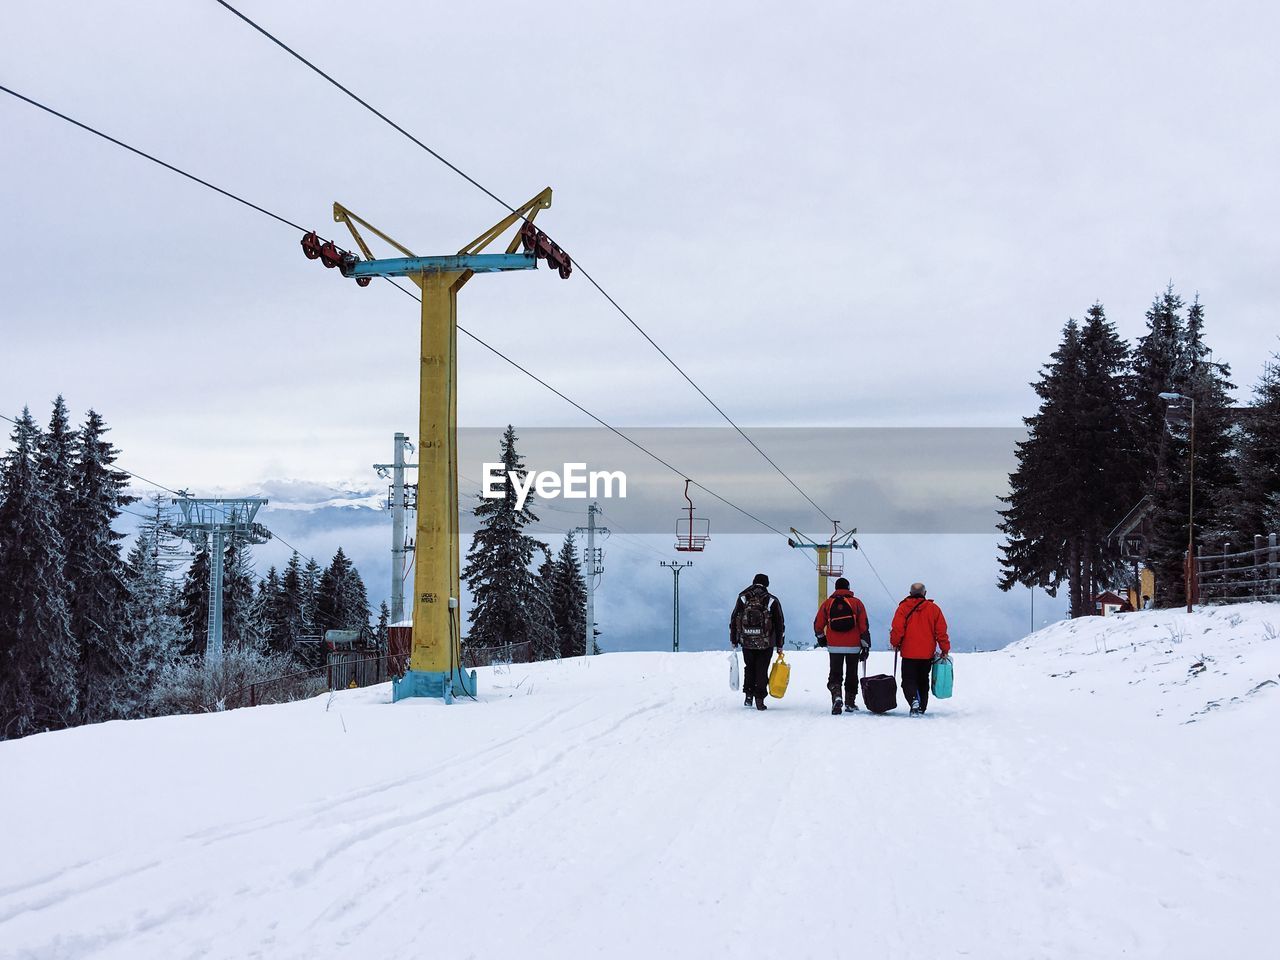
[788,522,859,606]
[300,189,570,702]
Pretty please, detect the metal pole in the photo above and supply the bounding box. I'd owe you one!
[673,565,680,653]
[207,528,225,664]
[585,502,596,658]
[391,432,407,624]
[659,561,692,653]
[1187,396,1195,613]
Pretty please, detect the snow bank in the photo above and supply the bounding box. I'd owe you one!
[1010,601,1280,722]
[1,605,1277,958]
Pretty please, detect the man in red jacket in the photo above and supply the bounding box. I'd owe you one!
[889,582,950,716]
[813,577,870,714]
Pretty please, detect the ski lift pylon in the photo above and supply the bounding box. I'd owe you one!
[674,479,710,552]
[817,520,845,577]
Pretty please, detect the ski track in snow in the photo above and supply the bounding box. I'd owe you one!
[1,604,1277,959]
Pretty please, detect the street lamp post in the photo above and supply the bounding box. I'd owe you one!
[1159,391,1196,613]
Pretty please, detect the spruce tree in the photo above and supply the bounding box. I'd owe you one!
[279,552,306,647]
[301,556,322,634]
[221,537,261,654]
[1142,294,1237,604]
[0,409,78,737]
[1131,285,1187,480]
[67,409,136,723]
[549,532,588,657]
[37,396,76,541]
[999,320,1086,610]
[178,536,211,657]
[122,498,184,715]
[316,547,372,636]
[376,600,390,646]
[999,307,1140,616]
[461,426,556,658]
[258,565,285,652]
[1230,349,1280,538]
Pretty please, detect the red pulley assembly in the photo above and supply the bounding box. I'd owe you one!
[300,231,322,260]
[520,221,538,253]
[318,241,343,269]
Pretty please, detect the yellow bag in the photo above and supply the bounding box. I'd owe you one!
[768,652,790,699]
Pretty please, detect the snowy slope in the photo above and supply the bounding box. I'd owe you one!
[2,604,1278,960]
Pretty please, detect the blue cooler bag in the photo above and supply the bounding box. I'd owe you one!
[931,655,954,699]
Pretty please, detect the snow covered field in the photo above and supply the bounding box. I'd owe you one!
[2,604,1278,959]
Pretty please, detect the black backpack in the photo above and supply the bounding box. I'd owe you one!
[739,590,773,643]
[829,594,857,633]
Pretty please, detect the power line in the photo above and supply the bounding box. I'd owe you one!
[0,84,309,236]
[380,280,793,539]
[0,85,802,554]
[209,0,838,528]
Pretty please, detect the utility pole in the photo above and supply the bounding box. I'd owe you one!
[170,497,270,664]
[575,502,608,656]
[659,561,693,653]
[374,432,418,625]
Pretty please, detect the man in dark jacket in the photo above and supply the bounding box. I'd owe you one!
[889,582,950,716]
[813,577,870,714]
[729,573,785,710]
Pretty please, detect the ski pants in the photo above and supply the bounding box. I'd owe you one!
[827,652,858,704]
[742,648,774,699]
[900,657,932,711]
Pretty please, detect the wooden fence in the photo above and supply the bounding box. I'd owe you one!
[1196,533,1280,604]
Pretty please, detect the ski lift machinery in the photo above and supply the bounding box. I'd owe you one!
[674,479,710,552]
[788,521,859,606]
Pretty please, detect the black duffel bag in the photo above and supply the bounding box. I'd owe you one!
[860,650,899,714]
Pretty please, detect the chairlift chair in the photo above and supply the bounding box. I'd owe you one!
[674,479,710,552]
[817,520,845,576]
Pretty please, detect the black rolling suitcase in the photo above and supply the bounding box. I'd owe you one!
[860,650,899,714]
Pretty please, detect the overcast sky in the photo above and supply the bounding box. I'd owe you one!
[3,0,1277,648]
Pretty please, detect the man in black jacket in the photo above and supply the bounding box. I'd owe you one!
[729,573,786,710]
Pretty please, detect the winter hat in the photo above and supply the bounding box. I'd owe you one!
[834,577,850,591]
[752,573,770,588]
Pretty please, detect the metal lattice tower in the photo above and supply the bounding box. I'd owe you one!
[374,432,418,625]
[171,497,271,664]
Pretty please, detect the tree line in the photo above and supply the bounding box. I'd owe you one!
[0,398,375,739]
[999,286,1279,615]
[462,425,592,661]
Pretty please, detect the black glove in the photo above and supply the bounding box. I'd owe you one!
[815,634,828,648]
[859,631,871,661]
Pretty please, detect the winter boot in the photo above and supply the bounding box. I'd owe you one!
[831,697,843,715]
[844,700,859,713]
[755,695,768,711]
[910,697,922,717]
[744,693,754,707]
